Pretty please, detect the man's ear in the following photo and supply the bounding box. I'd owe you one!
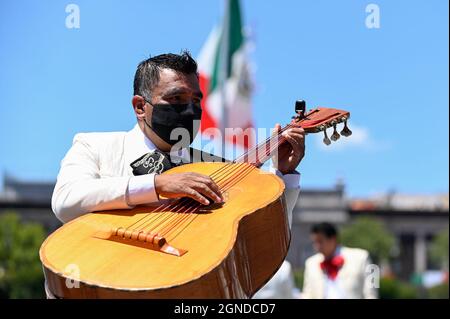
[132,95,146,120]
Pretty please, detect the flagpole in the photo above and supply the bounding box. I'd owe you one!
[219,0,231,159]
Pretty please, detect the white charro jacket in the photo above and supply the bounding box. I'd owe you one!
[302,247,379,299]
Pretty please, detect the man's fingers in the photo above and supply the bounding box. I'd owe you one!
[288,127,305,135]
[200,178,223,201]
[287,132,305,146]
[157,173,224,205]
[191,174,223,202]
[185,188,210,205]
[191,182,222,203]
[283,129,305,144]
[272,123,282,135]
[275,123,282,132]
[284,134,302,154]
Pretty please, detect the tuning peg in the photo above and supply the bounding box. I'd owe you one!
[331,124,341,141]
[323,129,331,145]
[294,100,306,120]
[340,120,352,137]
[295,100,306,114]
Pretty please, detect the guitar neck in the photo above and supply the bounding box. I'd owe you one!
[233,124,291,168]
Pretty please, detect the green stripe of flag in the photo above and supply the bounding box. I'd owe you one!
[209,0,244,94]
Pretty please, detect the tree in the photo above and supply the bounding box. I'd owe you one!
[340,217,395,264]
[379,277,419,299]
[429,226,449,271]
[0,212,46,298]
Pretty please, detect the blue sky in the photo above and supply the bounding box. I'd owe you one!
[0,0,448,197]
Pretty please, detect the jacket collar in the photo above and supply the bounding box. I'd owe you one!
[123,124,189,175]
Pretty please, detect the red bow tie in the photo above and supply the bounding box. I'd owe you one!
[320,255,345,280]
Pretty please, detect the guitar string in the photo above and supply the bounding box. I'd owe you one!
[234,123,297,163]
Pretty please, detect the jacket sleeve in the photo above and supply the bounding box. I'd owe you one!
[270,168,300,229]
[52,134,133,223]
[283,186,300,229]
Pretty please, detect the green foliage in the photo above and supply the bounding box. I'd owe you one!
[293,268,304,289]
[379,277,419,299]
[429,227,449,269]
[426,282,449,299]
[340,217,395,263]
[0,212,46,298]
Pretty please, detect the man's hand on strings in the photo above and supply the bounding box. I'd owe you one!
[155,172,224,205]
[272,123,306,175]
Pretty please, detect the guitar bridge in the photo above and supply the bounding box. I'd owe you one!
[93,227,187,257]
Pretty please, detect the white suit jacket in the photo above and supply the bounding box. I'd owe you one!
[52,124,300,225]
[302,247,378,299]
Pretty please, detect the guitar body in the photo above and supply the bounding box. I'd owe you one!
[40,162,290,298]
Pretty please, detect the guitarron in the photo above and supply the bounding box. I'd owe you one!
[40,101,351,298]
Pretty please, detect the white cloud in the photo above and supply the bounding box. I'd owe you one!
[314,123,391,152]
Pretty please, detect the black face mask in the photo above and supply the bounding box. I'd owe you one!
[144,102,202,146]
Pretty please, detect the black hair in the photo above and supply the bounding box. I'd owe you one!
[310,222,338,239]
[133,50,198,101]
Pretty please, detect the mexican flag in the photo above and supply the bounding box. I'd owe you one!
[197,0,254,149]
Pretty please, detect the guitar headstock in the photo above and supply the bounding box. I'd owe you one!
[291,100,352,145]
